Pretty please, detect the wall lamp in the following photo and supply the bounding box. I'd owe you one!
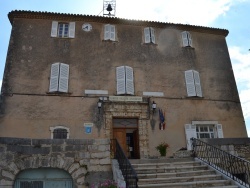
[97,99,102,113]
[152,101,157,114]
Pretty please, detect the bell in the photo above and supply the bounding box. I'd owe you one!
[106,4,113,12]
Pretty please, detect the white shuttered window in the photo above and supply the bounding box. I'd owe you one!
[185,70,202,97]
[49,63,69,93]
[51,21,58,37]
[185,123,224,150]
[104,24,116,41]
[116,66,126,95]
[51,21,75,38]
[144,27,156,44]
[116,66,134,95]
[216,124,224,138]
[184,124,197,150]
[181,31,192,47]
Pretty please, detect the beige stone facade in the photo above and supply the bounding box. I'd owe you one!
[0,10,247,161]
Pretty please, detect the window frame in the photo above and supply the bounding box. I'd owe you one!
[51,21,75,38]
[185,70,202,97]
[144,27,156,44]
[50,126,70,139]
[104,24,116,41]
[182,31,192,47]
[58,23,69,38]
[196,125,215,139]
[184,121,223,150]
[116,66,135,95]
[49,63,69,93]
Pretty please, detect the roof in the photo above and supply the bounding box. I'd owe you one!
[8,10,229,36]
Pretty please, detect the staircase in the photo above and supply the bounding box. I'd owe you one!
[130,158,239,188]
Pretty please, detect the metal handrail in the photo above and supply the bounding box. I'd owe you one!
[191,138,250,187]
[111,139,138,188]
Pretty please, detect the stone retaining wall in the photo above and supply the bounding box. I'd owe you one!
[203,138,250,161]
[0,137,112,188]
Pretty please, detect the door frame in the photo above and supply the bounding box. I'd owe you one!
[112,118,140,159]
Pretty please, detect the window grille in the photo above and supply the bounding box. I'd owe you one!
[53,128,68,139]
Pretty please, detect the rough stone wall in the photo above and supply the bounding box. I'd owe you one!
[202,138,250,161]
[219,144,250,161]
[0,137,111,188]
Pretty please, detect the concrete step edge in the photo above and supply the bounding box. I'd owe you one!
[135,165,207,170]
[138,179,232,187]
[138,174,222,182]
[137,169,215,177]
[133,161,201,167]
[130,158,194,164]
[204,186,238,188]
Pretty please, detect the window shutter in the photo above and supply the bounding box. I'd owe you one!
[104,24,111,40]
[125,66,134,95]
[49,63,60,92]
[144,27,150,43]
[116,66,126,95]
[216,124,224,138]
[184,124,197,150]
[68,22,75,38]
[182,31,189,47]
[110,25,116,41]
[150,27,156,44]
[185,70,196,97]
[51,21,58,37]
[187,31,192,47]
[59,63,69,92]
[193,70,202,97]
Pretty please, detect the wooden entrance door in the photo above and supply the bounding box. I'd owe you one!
[113,118,140,159]
[113,128,127,156]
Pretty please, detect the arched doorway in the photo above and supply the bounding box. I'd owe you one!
[14,168,73,188]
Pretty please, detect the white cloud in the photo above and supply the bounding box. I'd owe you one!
[229,46,250,121]
[116,0,241,26]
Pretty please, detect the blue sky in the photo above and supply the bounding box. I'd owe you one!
[1,0,250,135]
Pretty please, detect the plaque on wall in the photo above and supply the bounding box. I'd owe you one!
[84,123,93,134]
[109,96,142,102]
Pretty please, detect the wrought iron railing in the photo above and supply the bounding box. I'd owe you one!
[111,139,138,188]
[191,138,250,187]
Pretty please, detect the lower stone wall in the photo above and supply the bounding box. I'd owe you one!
[203,138,250,161]
[0,137,111,188]
[173,150,192,158]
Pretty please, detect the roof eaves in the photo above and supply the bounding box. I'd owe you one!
[8,10,229,36]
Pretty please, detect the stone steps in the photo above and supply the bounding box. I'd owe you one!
[130,158,238,188]
[134,165,209,174]
[137,180,237,188]
[138,174,223,184]
[137,169,216,179]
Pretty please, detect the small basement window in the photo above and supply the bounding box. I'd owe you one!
[50,126,70,139]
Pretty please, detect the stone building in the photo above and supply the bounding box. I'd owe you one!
[0,10,248,187]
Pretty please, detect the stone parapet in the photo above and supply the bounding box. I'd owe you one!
[202,138,250,161]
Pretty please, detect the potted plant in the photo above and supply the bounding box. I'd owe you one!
[156,142,169,156]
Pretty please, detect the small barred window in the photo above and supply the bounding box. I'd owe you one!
[53,128,68,139]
